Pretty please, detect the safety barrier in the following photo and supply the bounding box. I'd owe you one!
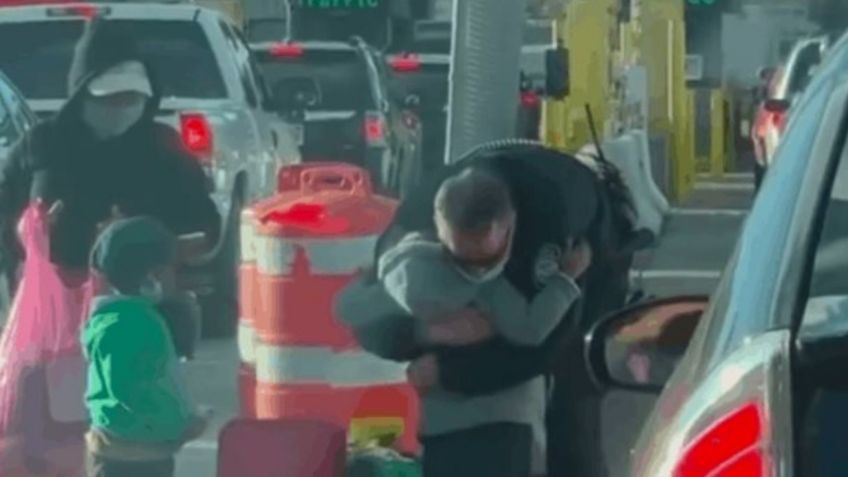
[242,163,420,455]
[577,129,670,238]
[237,208,258,418]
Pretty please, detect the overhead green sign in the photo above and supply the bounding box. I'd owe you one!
[300,0,381,8]
[687,0,717,5]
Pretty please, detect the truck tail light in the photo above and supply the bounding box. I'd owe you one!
[389,54,421,73]
[520,91,541,108]
[364,111,387,146]
[46,3,109,18]
[270,42,304,58]
[674,401,769,477]
[180,113,213,160]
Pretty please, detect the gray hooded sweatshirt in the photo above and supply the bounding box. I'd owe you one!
[338,232,580,473]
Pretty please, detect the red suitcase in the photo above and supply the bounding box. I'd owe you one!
[217,419,347,477]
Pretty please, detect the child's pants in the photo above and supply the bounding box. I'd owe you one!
[86,453,174,477]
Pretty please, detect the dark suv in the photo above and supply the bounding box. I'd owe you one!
[251,38,423,197]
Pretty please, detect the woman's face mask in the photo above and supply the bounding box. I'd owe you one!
[81,94,147,140]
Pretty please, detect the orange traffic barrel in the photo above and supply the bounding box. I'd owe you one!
[252,163,420,454]
[237,207,259,418]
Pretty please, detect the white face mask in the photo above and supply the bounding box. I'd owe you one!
[453,227,515,284]
[81,97,146,139]
[457,255,509,284]
[139,277,164,303]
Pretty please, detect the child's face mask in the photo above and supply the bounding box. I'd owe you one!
[139,276,165,303]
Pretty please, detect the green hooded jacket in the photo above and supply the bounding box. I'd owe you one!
[81,296,192,443]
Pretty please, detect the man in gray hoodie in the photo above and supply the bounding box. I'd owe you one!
[338,167,591,476]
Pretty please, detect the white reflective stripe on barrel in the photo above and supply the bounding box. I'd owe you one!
[240,209,256,263]
[254,234,379,276]
[256,343,335,383]
[255,343,408,386]
[237,320,257,365]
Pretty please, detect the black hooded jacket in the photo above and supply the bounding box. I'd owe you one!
[351,143,619,393]
[0,19,220,277]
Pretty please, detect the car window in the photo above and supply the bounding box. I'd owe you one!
[686,83,832,375]
[0,20,227,100]
[0,84,15,149]
[0,74,26,134]
[233,27,272,105]
[797,95,848,345]
[220,21,258,107]
[788,44,823,96]
[255,47,376,111]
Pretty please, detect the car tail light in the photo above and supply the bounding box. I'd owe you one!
[390,54,422,73]
[180,113,213,159]
[46,3,109,18]
[521,91,541,108]
[674,401,769,477]
[364,112,387,146]
[270,42,304,58]
[772,112,787,133]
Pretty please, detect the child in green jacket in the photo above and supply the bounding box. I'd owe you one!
[81,217,211,477]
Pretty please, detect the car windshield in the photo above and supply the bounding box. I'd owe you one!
[0,20,227,100]
[255,47,376,111]
[682,78,833,379]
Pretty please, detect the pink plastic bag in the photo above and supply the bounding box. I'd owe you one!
[0,202,93,476]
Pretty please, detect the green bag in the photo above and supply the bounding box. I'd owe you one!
[346,446,422,477]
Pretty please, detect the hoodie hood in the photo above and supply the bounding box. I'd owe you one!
[59,17,162,124]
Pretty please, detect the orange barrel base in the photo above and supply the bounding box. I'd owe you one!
[238,364,257,418]
[255,273,356,348]
[350,383,421,456]
[238,264,258,319]
[255,382,358,425]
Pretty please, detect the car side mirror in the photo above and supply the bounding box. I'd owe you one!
[544,46,569,99]
[585,296,709,393]
[270,77,321,114]
[763,99,790,114]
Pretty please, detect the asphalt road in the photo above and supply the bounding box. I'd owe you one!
[173,173,756,476]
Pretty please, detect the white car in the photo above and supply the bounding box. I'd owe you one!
[0,2,302,207]
[0,68,36,326]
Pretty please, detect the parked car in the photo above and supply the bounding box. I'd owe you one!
[751,36,829,189]
[384,19,556,173]
[0,68,37,327]
[0,3,301,204]
[0,3,302,336]
[251,37,423,197]
[587,31,848,476]
[0,68,37,167]
[384,51,449,175]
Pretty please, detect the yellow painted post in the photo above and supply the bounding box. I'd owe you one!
[709,89,726,177]
[541,0,615,152]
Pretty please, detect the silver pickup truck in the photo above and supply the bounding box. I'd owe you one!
[0,2,302,209]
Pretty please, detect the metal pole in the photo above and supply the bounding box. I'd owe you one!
[444,0,529,163]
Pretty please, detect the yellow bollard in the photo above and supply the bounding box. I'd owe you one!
[709,89,727,178]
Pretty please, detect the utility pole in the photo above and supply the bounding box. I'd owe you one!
[444,0,529,163]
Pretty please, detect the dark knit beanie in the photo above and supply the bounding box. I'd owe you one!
[90,216,176,294]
